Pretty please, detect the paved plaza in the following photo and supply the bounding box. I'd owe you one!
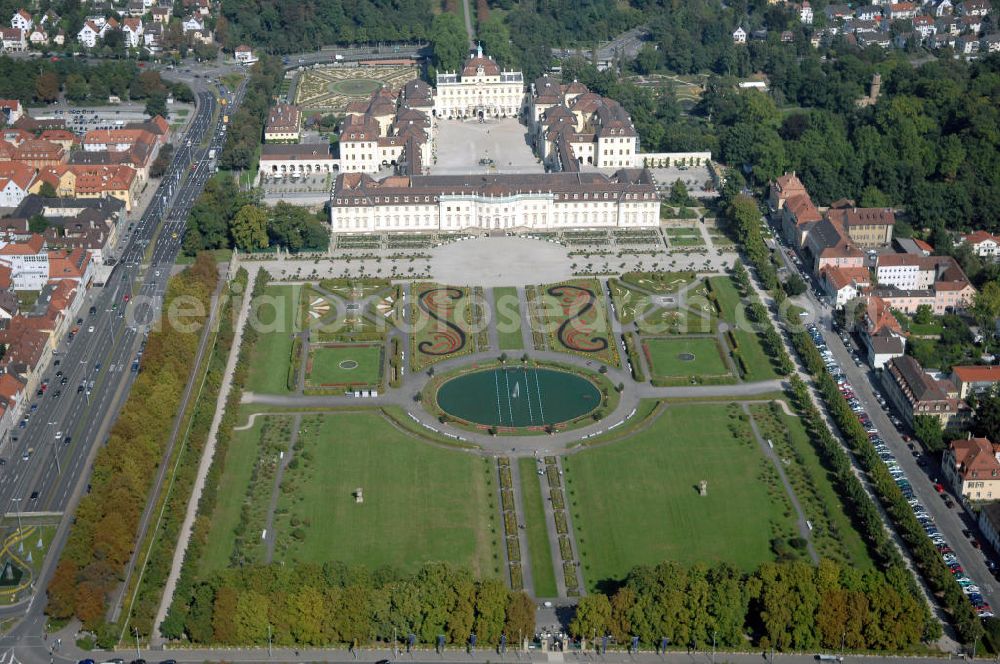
[431,118,543,175]
[249,225,737,287]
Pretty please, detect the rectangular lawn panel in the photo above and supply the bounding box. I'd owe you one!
[644,337,729,378]
[563,404,796,591]
[246,284,300,394]
[708,276,779,382]
[493,287,524,350]
[306,343,383,387]
[518,457,558,597]
[198,414,269,574]
[272,412,501,576]
[750,403,875,569]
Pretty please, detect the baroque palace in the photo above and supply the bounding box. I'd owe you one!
[330,46,691,233]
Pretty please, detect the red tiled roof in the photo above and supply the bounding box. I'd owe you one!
[953,365,1000,384]
[949,437,1000,481]
[0,234,43,255]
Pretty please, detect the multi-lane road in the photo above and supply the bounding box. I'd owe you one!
[0,74,244,639]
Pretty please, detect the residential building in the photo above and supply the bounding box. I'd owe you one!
[0,162,35,208]
[801,1,815,23]
[330,169,660,234]
[805,217,866,273]
[11,195,124,264]
[733,26,748,43]
[10,9,31,32]
[769,171,809,211]
[935,0,955,14]
[826,206,895,248]
[780,193,822,247]
[181,15,204,32]
[957,0,991,16]
[0,27,26,51]
[982,33,1000,51]
[943,437,1000,500]
[959,230,1000,256]
[887,2,918,18]
[875,254,975,313]
[882,355,969,428]
[978,503,1000,552]
[857,295,907,368]
[77,20,100,47]
[264,103,301,143]
[27,28,47,45]
[0,234,47,290]
[121,17,142,47]
[234,44,256,64]
[435,45,523,119]
[951,365,1000,399]
[150,7,170,23]
[821,265,871,307]
[0,100,22,125]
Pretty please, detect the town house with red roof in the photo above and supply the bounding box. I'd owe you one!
[944,437,1000,500]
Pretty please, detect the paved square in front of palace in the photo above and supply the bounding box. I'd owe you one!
[430,119,543,175]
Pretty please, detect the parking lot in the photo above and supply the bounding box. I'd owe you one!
[37,102,194,132]
[647,164,716,199]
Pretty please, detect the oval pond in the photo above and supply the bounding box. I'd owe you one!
[436,367,601,428]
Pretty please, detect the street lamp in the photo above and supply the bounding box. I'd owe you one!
[11,497,23,551]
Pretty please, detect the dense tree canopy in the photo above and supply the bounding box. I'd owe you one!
[217,0,434,52]
[162,557,932,653]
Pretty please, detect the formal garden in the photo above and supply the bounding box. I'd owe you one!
[293,64,419,114]
[409,283,484,371]
[528,279,619,366]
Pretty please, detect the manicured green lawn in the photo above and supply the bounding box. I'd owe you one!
[246,285,300,394]
[644,337,729,378]
[518,457,558,597]
[493,287,524,350]
[709,276,779,382]
[563,404,797,591]
[198,414,268,573]
[307,344,383,386]
[750,403,874,569]
[272,412,502,577]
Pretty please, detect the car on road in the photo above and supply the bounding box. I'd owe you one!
[29,490,38,501]
[88,325,94,332]
[55,430,62,438]
[63,436,71,444]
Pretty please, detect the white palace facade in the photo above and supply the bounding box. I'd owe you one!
[434,44,524,119]
[330,170,660,233]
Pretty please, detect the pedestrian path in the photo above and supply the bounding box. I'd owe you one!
[264,413,301,563]
[743,404,818,564]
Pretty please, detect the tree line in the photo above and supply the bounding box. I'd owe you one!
[124,268,247,641]
[0,57,191,108]
[785,305,982,645]
[181,176,329,255]
[218,55,283,173]
[162,556,934,653]
[46,254,220,633]
[217,0,433,53]
[160,270,267,642]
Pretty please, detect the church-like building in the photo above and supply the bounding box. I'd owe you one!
[433,44,524,120]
